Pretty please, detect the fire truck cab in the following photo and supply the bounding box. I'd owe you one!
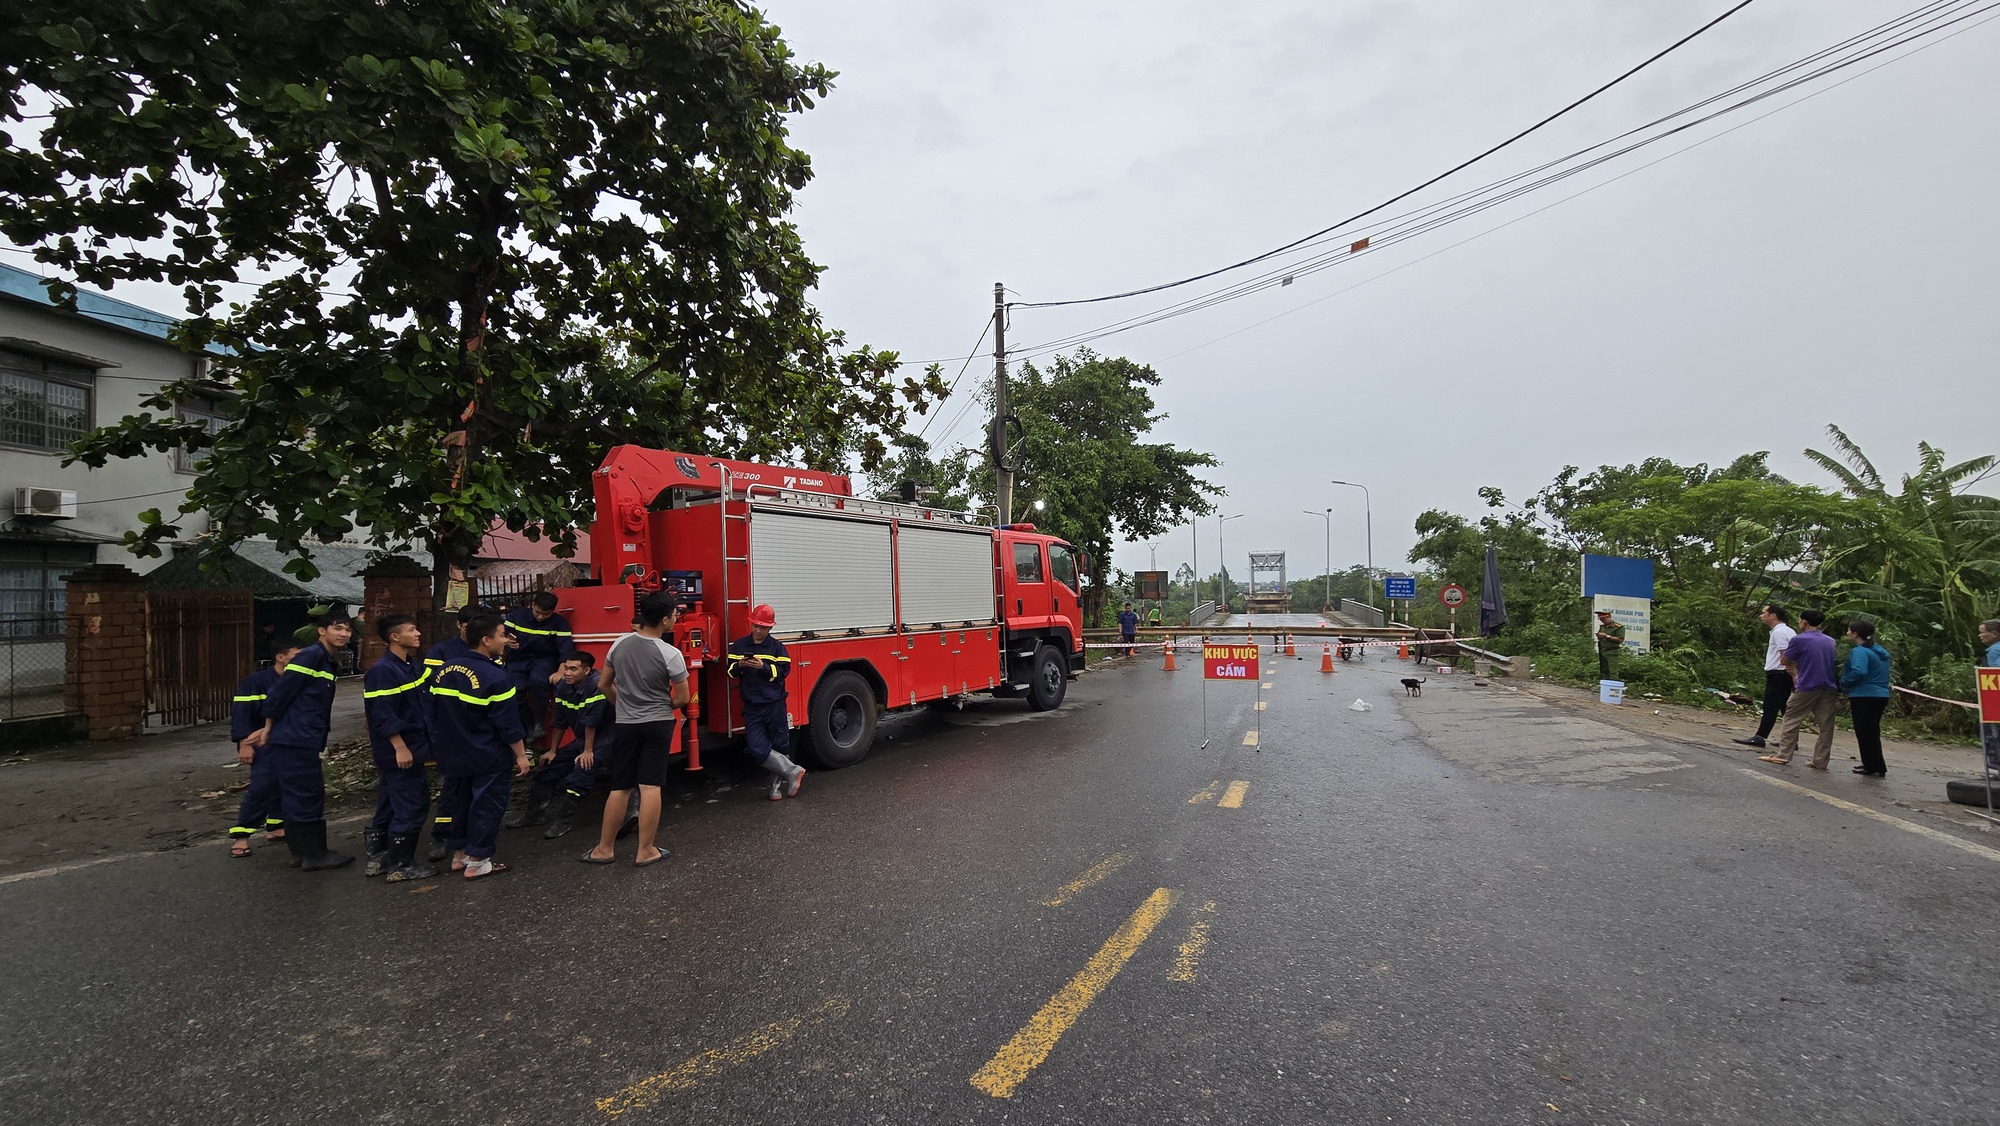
[552,446,1085,768]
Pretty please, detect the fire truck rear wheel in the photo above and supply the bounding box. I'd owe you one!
[808,670,879,768]
[1026,645,1068,711]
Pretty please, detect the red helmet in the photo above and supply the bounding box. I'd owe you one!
[748,604,777,628]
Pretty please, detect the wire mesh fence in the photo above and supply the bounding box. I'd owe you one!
[0,615,70,720]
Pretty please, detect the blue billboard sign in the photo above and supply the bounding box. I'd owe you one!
[1384,575,1417,601]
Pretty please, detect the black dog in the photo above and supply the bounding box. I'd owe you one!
[1400,677,1426,697]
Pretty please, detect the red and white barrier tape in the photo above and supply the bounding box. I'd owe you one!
[1891,684,1978,710]
[1086,636,1469,652]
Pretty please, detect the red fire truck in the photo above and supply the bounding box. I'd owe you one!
[551,446,1086,768]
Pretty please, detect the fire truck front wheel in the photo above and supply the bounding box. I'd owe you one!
[1026,645,1068,711]
[808,670,879,768]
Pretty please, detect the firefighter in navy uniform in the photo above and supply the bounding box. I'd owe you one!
[248,611,355,871]
[226,641,300,858]
[362,614,437,881]
[728,604,804,801]
[503,591,573,739]
[510,650,622,838]
[429,613,531,879]
[421,604,485,861]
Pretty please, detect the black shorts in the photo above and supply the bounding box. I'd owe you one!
[604,720,676,789]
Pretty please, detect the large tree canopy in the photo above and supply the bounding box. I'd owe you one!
[1,0,942,585]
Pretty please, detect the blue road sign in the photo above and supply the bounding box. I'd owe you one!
[1384,576,1417,601]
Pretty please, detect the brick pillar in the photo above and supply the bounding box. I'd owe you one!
[360,555,435,667]
[64,564,150,740]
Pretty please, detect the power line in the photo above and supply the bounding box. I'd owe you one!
[1013,0,1762,311]
[913,312,994,443]
[998,0,1993,365]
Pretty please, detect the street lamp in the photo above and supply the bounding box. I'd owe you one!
[1218,513,1244,614]
[1329,480,1373,612]
[1302,508,1332,614]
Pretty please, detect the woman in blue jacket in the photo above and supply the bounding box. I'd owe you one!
[1840,620,1892,777]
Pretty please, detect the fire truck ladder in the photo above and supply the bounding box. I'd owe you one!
[713,464,751,735]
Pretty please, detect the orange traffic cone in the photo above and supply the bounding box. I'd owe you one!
[1163,639,1177,671]
[1320,644,1334,673]
[1397,642,1409,660]
[1284,633,1297,658]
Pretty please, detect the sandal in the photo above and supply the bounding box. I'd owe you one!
[633,848,672,868]
[1758,755,1791,766]
[462,859,508,880]
[230,841,252,858]
[579,850,616,865]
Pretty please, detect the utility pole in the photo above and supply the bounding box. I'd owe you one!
[991,282,1012,525]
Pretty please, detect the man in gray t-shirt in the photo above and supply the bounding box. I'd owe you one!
[585,594,690,867]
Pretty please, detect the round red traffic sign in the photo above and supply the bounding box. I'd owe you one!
[1439,584,1467,608]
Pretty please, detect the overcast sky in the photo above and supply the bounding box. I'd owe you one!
[769,0,1999,587]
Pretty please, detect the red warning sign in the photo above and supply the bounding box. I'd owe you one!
[1978,667,2000,724]
[1203,644,1260,681]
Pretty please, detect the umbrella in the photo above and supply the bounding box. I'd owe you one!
[1479,545,1508,637]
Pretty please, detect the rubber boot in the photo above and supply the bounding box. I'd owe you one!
[766,750,806,798]
[362,826,389,877]
[505,782,554,829]
[282,825,305,869]
[543,792,579,840]
[428,818,451,863]
[383,833,436,882]
[616,791,640,839]
[294,820,354,872]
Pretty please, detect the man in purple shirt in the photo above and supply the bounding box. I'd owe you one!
[1761,608,1840,769]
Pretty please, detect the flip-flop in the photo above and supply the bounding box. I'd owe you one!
[1758,755,1791,766]
[579,851,616,865]
[230,843,252,858]
[633,849,672,868]
[463,861,508,880]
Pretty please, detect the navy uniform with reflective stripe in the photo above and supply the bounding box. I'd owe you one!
[538,670,615,798]
[363,651,432,836]
[503,607,572,730]
[420,635,472,842]
[228,666,283,838]
[258,642,341,822]
[429,650,525,861]
[726,633,793,763]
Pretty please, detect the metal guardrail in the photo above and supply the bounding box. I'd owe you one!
[1187,600,1218,626]
[1450,641,1518,676]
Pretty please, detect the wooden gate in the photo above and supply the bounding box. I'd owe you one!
[147,588,254,727]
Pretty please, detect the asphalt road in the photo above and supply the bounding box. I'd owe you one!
[4,647,1998,1124]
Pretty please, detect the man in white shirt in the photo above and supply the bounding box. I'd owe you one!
[1733,603,1797,749]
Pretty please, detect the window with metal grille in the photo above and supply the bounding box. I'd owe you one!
[0,542,93,638]
[0,348,94,452]
[177,398,226,473]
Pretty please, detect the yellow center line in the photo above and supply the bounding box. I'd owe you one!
[1740,769,2000,864]
[1260,681,1272,689]
[1218,781,1249,809]
[970,888,1181,1098]
[597,996,851,1117]
[1042,849,1136,907]
[1168,901,1218,982]
[1241,730,1259,747]
[1187,780,1221,805]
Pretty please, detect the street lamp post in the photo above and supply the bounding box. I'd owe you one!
[1330,480,1373,614]
[1302,508,1332,613]
[1219,513,1244,614]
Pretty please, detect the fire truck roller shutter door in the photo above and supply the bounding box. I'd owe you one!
[897,523,1000,627]
[750,509,894,634]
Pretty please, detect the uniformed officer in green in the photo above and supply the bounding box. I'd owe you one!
[1594,609,1625,679]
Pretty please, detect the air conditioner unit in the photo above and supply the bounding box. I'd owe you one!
[14,487,78,519]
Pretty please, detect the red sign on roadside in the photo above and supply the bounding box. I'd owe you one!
[1439,584,1466,608]
[1203,644,1259,681]
[1978,667,2000,724]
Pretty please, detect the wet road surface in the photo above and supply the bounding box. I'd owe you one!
[4,651,1997,1124]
